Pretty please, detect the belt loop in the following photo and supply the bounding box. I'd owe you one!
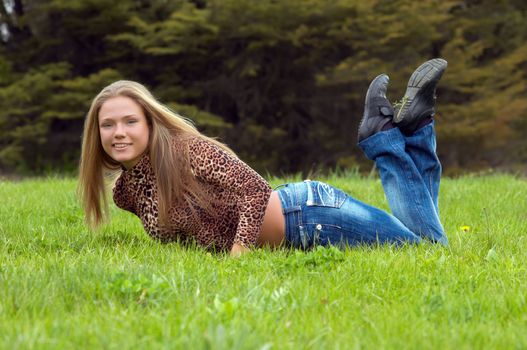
[283,205,301,214]
[304,180,314,206]
[295,182,303,226]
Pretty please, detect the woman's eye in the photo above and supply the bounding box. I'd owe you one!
[101,124,112,128]
[128,119,137,124]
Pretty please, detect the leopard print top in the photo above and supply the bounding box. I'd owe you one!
[112,136,273,252]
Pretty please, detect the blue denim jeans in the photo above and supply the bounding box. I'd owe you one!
[276,123,448,249]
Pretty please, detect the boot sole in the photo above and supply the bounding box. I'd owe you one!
[393,58,447,124]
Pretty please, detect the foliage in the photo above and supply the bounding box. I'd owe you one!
[0,0,526,174]
[0,63,121,172]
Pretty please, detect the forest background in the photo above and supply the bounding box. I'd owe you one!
[1,0,526,176]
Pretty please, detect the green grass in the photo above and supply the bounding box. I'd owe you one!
[1,174,526,349]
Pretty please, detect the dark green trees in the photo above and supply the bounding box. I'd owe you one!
[1,0,526,174]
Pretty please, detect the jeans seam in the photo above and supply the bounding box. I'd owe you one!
[390,140,430,238]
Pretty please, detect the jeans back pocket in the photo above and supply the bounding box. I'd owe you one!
[304,180,347,208]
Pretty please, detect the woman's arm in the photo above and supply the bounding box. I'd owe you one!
[188,137,273,251]
[112,175,136,214]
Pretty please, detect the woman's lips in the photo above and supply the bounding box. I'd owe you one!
[113,143,132,149]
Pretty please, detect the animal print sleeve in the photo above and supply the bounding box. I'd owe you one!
[112,175,136,214]
[188,137,272,248]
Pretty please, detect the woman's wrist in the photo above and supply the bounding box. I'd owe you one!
[230,242,250,257]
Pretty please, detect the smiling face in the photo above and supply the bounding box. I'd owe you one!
[98,96,150,169]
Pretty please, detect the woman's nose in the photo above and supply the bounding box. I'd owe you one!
[114,123,126,137]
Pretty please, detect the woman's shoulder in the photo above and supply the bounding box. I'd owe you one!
[179,133,209,149]
[170,132,201,151]
[177,134,224,160]
[179,133,238,158]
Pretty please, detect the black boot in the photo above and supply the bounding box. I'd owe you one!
[358,74,394,143]
[393,58,447,135]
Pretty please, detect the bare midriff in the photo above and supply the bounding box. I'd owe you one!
[257,191,285,247]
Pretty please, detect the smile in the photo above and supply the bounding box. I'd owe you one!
[113,143,132,149]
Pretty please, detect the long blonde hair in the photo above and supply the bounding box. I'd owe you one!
[78,80,236,228]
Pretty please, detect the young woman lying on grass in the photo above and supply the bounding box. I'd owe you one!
[78,58,449,256]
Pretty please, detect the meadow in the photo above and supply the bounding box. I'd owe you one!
[0,174,526,349]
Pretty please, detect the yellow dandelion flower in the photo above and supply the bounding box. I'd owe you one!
[460,225,471,232]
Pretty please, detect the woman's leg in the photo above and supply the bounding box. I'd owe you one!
[394,58,448,216]
[404,122,441,214]
[357,68,448,245]
[323,188,423,247]
[359,128,447,244]
[277,181,421,249]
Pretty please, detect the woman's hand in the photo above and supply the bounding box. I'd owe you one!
[230,243,250,257]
